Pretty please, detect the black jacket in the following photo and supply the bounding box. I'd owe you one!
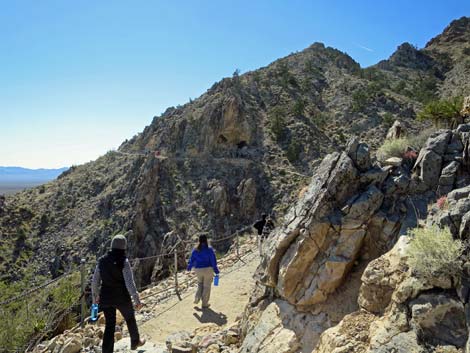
[98,250,132,306]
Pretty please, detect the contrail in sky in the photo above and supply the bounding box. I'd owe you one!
[353,42,374,52]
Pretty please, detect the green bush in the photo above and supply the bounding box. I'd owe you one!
[376,137,409,162]
[417,97,464,128]
[0,272,80,350]
[286,140,302,162]
[292,99,305,117]
[270,107,287,142]
[382,112,395,128]
[407,128,436,151]
[412,76,438,103]
[406,225,463,278]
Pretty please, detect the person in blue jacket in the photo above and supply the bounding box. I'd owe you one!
[187,234,220,308]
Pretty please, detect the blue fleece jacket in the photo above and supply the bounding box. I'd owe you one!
[187,245,220,274]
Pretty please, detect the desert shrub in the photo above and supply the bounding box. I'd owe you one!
[0,272,80,350]
[352,90,368,112]
[376,138,409,162]
[412,76,438,103]
[382,112,395,127]
[292,99,306,117]
[312,112,329,128]
[407,128,436,151]
[270,107,287,142]
[417,97,464,128]
[286,140,302,162]
[463,47,470,56]
[406,225,463,278]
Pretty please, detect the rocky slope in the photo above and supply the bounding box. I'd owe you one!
[1,17,469,289]
[237,122,470,352]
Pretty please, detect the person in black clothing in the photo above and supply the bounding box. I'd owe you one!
[92,234,145,352]
[253,214,267,236]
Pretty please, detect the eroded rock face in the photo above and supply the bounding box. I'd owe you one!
[241,126,470,353]
[260,147,396,309]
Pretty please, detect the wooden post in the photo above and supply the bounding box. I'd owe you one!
[174,245,181,300]
[236,230,240,258]
[80,258,86,327]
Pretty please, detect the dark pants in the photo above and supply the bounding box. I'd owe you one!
[102,301,140,353]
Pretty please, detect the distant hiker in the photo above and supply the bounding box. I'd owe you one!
[92,234,146,353]
[187,234,220,308]
[253,214,267,237]
[262,216,275,239]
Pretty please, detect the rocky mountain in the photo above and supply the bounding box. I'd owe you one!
[237,122,470,353]
[1,16,469,289]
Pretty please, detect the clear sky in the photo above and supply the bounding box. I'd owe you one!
[1,0,468,168]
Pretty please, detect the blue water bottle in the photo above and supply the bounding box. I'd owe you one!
[91,303,99,322]
[214,274,219,286]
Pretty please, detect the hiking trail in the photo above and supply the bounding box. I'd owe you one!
[113,251,260,352]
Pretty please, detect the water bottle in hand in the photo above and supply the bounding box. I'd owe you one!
[91,303,99,322]
[214,274,219,286]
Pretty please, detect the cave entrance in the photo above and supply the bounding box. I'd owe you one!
[237,141,248,149]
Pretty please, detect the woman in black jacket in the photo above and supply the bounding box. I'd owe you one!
[92,234,146,352]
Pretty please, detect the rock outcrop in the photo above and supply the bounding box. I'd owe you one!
[240,125,470,352]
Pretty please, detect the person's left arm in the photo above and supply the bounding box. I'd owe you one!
[122,259,142,306]
[209,248,220,275]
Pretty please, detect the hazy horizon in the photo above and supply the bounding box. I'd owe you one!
[1,0,469,169]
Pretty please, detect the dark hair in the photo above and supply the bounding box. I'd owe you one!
[262,214,267,219]
[196,234,208,252]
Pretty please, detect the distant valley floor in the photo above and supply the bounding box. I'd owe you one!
[0,181,47,195]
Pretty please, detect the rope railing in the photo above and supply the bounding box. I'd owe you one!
[1,224,259,352]
[0,271,74,307]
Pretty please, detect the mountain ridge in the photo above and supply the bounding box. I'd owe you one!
[0,16,469,286]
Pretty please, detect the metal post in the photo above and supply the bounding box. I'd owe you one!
[80,258,86,327]
[174,246,181,300]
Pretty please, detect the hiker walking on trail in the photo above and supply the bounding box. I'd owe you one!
[253,214,267,237]
[92,234,146,353]
[187,234,220,308]
[262,215,275,239]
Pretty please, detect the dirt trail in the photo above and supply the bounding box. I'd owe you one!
[139,253,259,344]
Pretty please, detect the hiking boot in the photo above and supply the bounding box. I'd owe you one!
[131,339,146,350]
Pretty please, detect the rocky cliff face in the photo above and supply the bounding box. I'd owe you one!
[1,17,469,288]
[239,123,470,352]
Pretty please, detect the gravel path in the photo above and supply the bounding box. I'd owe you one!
[113,251,260,352]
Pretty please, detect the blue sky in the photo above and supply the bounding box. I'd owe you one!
[1,0,468,168]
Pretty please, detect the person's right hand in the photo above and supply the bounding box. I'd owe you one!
[135,303,143,311]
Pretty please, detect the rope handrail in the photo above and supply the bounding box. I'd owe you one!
[0,271,74,307]
[1,224,255,308]
[140,245,255,302]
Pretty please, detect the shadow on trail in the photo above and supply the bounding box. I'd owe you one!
[193,307,227,326]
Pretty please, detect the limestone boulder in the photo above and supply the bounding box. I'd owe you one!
[239,301,300,353]
[59,338,81,353]
[237,178,257,217]
[358,236,408,314]
[386,120,406,140]
[410,293,467,347]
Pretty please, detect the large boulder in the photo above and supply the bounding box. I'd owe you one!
[239,301,300,353]
[410,293,467,347]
